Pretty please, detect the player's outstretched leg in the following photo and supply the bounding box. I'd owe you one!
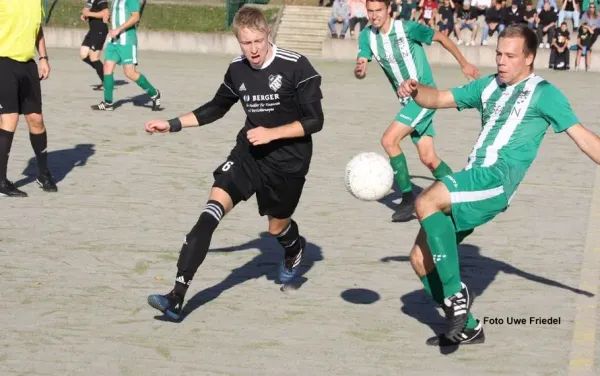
[414,181,475,339]
[123,65,162,111]
[415,136,453,179]
[147,187,234,320]
[409,228,484,346]
[269,217,306,284]
[25,113,57,192]
[381,120,416,222]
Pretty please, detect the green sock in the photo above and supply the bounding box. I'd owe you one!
[421,212,461,297]
[389,153,412,193]
[432,160,453,179]
[419,268,445,305]
[465,312,479,329]
[135,74,158,97]
[104,73,114,103]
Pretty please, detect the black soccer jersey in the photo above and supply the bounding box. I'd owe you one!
[86,0,108,28]
[214,45,323,177]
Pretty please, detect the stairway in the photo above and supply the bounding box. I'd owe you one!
[274,6,332,57]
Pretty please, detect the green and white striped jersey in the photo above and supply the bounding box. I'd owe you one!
[110,0,140,46]
[358,19,436,105]
[450,73,580,198]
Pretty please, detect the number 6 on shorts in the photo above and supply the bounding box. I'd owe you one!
[221,161,234,172]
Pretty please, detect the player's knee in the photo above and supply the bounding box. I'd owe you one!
[415,192,434,219]
[123,68,139,81]
[380,132,401,153]
[409,246,425,272]
[418,151,439,171]
[25,114,44,132]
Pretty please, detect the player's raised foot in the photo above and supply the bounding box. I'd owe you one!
[441,282,474,338]
[148,290,183,321]
[391,192,415,222]
[36,172,57,192]
[151,90,162,111]
[0,179,27,197]
[91,101,114,111]
[279,236,306,284]
[426,320,485,347]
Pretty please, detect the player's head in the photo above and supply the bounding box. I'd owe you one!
[496,24,538,85]
[232,6,271,68]
[366,0,392,29]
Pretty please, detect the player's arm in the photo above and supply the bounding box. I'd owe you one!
[401,80,457,109]
[36,25,50,80]
[566,125,600,165]
[355,29,373,79]
[114,11,140,33]
[82,7,109,19]
[272,102,325,139]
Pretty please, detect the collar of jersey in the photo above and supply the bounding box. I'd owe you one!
[377,19,395,37]
[250,43,277,70]
[499,72,536,88]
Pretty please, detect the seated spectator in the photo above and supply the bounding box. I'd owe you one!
[559,0,581,31]
[536,0,557,48]
[503,1,525,26]
[418,0,438,28]
[549,22,570,69]
[575,22,594,70]
[393,0,418,20]
[581,0,599,13]
[581,4,600,48]
[523,2,537,29]
[454,0,480,45]
[472,0,492,17]
[481,0,506,45]
[328,0,351,39]
[437,0,456,37]
[536,0,557,13]
[348,0,368,38]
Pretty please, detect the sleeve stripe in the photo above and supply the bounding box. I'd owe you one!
[296,74,320,88]
[277,48,301,58]
[276,54,299,63]
[223,82,238,96]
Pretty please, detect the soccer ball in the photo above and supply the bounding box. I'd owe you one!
[344,152,394,201]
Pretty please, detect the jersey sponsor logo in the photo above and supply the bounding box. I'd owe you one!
[268,74,283,92]
[241,93,281,114]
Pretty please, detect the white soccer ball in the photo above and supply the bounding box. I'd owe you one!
[344,152,394,201]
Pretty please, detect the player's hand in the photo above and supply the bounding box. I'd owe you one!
[461,62,480,81]
[38,59,50,80]
[145,119,170,134]
[247,127,276,146]
[397,79,418,98]
[354,58,367,79]
[109,28,120,39]
[80,14,87,22]
[102,13,110,23]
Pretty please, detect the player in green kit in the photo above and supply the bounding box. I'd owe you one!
[397,24,600,346]
[91,0,161,111]
[355,0,479,222]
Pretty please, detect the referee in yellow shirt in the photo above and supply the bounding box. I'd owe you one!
[0,0,57,197]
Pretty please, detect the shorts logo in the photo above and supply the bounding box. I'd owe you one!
[268,74,282,92]
[399,113,412,121]
[446,175,458,188]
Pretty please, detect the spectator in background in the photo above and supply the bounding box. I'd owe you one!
[328,0,351,39]
[536,0,557,12]
[503,1,525,26]
[536,0,557,48]
[558,0,580,31]
[523,2,537,28]
[392,0,418,20]
[454,0,480,45]
[581,0,598,13]
[348,0,368,38]
[481,0,506,45]
[549,21,570,69]
[437,0,456,37]
[581,4,600,51]
[418,0,438,28]
[472,0,492,17]
[575,22,593,70]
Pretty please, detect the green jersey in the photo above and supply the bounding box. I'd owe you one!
[110,0,140,46]
[450,73,580,198]
[357,19,435,105]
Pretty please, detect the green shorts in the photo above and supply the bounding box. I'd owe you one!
[105,43,138,65]
[439,167,509,232]
[395,99,436,144]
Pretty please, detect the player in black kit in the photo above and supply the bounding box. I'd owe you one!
[145,6,324,320]
[80,0,109,90]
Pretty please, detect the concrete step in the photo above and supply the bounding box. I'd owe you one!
[278,20,330,30]
[276,33,328,42]
[279,16,331,24]
[277,28,329,38]
[283,6,333,17]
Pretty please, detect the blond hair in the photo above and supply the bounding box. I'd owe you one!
[232,5,269,37]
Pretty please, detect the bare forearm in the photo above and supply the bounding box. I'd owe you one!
[272,121,306,140]
[116,14,140,33]
[174,112,200,128]
[36,27,47,57]
[571,125,600,164]
[412,83,446,109]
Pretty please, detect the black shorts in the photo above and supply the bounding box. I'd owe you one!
[82,25,108,51]
[0,57,42,115]
[212,144,306,219]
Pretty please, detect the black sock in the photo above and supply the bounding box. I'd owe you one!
[0,129,15,181]
[91,60,104,82]
[174,200,225,298]
[29,132,48,174]
[275,220,302,259]
[82,56,93,67]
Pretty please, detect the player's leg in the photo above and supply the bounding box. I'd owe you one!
[0,57,27,196]
[22,60,57,192]
[80,32,102,86]
[121,45,162,111]
[91,44,118,110]
[257,172,307,284]
[409,228,484,346]
[147,152,257,320]
[88,49,104,86]
[410,107,453,179]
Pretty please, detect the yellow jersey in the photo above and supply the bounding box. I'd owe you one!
[0,0,44,62]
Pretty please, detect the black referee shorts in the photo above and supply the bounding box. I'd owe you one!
[82,25,108,52]
[0,57,42,115]
[212,144,306,219]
